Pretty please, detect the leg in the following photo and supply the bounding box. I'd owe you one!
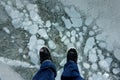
[61,48,84,80]
[32,47,56,80]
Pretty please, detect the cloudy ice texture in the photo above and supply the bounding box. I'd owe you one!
[0,0,120,80]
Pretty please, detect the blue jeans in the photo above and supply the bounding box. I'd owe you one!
[32,60,84,80]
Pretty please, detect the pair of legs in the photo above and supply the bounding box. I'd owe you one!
[32,47,84,80]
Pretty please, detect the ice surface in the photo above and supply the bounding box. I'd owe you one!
[61,35,67,42]
[84,37,95,56]
[98,42,107,49]
[3,27,10,34]
[1,0,119,79]
[52,52,63,57]
[28,51,39,65]
[91,63,98,71]
[28,35,37,50]
[16,0,24,9]
[62,16,72,29]
[97,49,105,60]
[71,30,76,36]
[48,40,56,49]
[71,36,76,43]
[22,20,32,30]
[89,31,95,36]
[85,16,93,26]
[30,10,41,22]
[112,68,120,74]
[64,38,70,45]
[114,49,120,61]
[60,58,66,66]
[37,39,45,45]
[55,69,63,80]
[12,18,23,28]
[36,39,45,53]
[46,20,51,27]
[66,31,71,37]
[38,29,49,39]
[83,62,90,69]
[26,3,37,11]
[0,62,24,80]
[71,18,82,27]
[18,48,23,54]
[90,73,110,80]
[99,60,110,72]
[28,24,38,35]
[64,6,81,18]
[83,26,87,33]
[88,49,98,63]
[0,57,38,68]
[96,34,106,41]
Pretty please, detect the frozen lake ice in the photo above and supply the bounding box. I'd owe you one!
[0,0,120,80]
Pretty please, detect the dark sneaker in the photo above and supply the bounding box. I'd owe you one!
[39,47,52,64]
[67,48,78,63]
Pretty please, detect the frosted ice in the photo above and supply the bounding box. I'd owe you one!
[88,49,98,63]
[52,52,63,57]
[71,36,76,43]
[105,57,113,67]
[38,29,49,39]
[30,10,41,22]
[61,35,67,42]
[28,35,37,50]
[99,60,109,72]
[0,57,38,68]
[103,72,109,79]
[22,21,32,30]
[84,37,95,56]
[12,18,23,28]
[98,42,107,49]
[64,38,70,45]
[48,40,56,49]
[28,24,38,35]
[60,58,66,66]
[37,39,45,45]
[18,48,23,54]
[64,6,81,18]
[71,30,76,36]
[90,73,110,80]
[62,16,72,29]
[66,31,71,37]
[83,62,90,69]
[96,34,106,41]
[91,63,98,71]
[76,41,81,48]
[112,68,120,74]
[83,26,87,33]
[16,0,24,9]
[71,18,82,27]
[85,16,93,26]
[114,49,120,61]
[89,31,95,36]
[28,51,39,65]
[46,20,51,27]
[3,27,10,34]
[26,3,37,11]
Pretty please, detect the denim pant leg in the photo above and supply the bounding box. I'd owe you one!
[32,60,56,80]
[61,61,84,80]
